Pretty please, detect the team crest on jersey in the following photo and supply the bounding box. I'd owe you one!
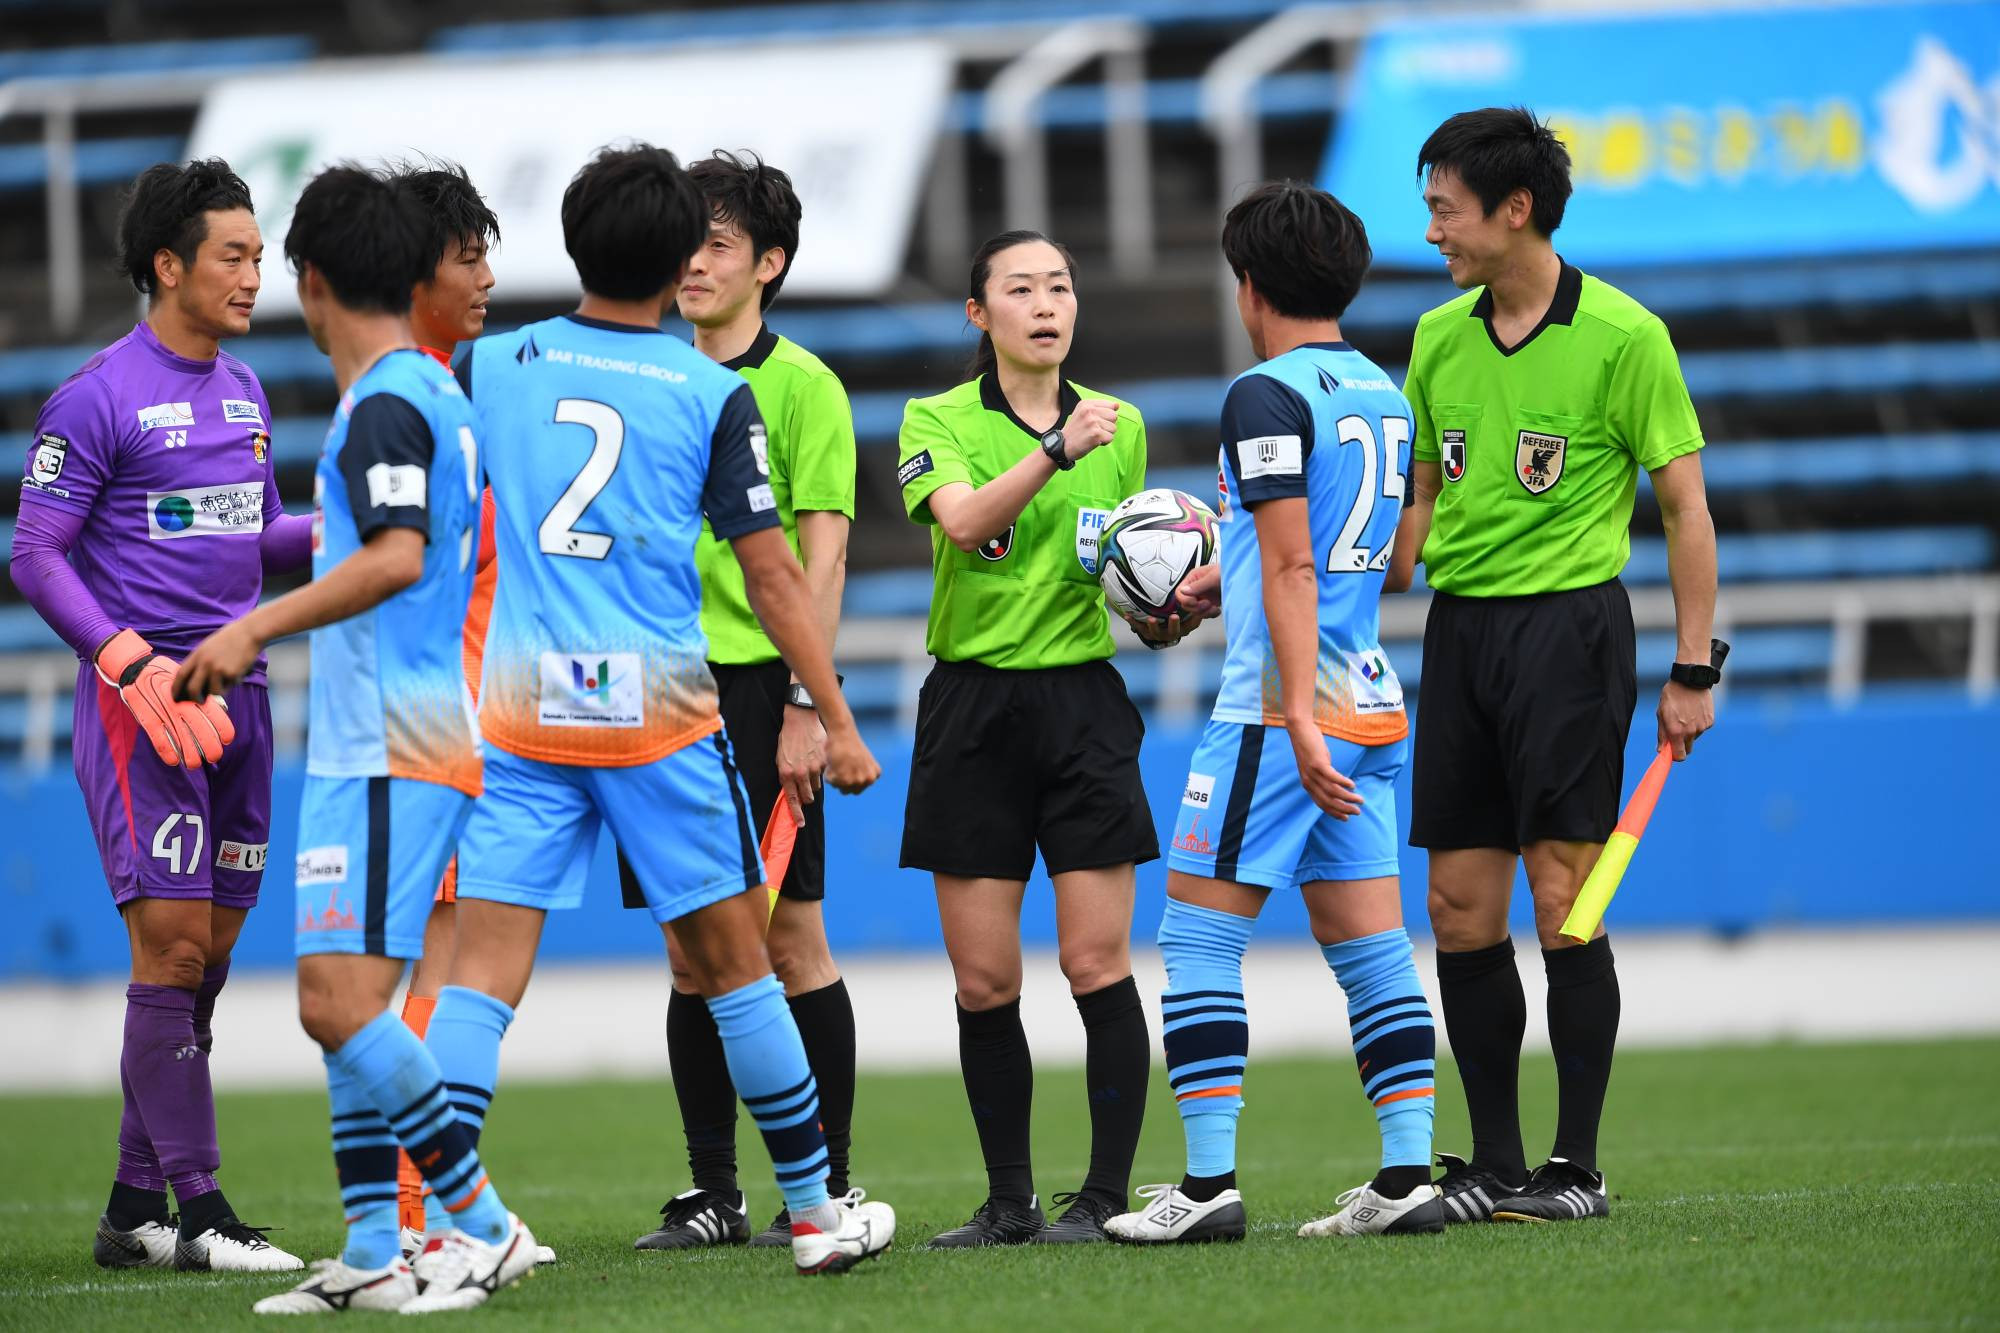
[249,429,269,464]
[1442,429,1466,483]
[29,433,67,485]
[1515,429,1567,495]
[978,524,1014,561]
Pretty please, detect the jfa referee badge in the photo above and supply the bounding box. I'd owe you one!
[1515,428,1567,494]
[1441,429,1466,483]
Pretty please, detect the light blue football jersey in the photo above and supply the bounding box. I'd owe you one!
[308,348,481,793]
[1210,341,1412,744]
[460,315,776,768]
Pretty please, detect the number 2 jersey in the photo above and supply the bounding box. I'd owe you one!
[309,349,482,793]
[1212,341,1413,744]
[460,314,778,768]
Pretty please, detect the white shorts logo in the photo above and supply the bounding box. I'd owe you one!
[221,399,264,424]
[1183,772,1216,808]
[216,840,269,872]
[137,401,195,431]
[147,484,265,539]
[365,462,427,509]
[295,845,349,885]
[1075,506,1111,574]
[539,651,644,728]
[1236,433,1302,480]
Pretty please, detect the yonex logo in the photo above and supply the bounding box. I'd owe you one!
[162,430,188,449]
[173,1044,203,1062]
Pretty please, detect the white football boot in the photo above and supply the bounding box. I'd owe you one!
[177,1220,305,1272]
[400,1215,537,1314]
[791,1195,896,1275]
[1104,1183,1247,1244]
[252,1257,418,1314]
[1297,1182,1447,1237]
[93,1215,177,1268]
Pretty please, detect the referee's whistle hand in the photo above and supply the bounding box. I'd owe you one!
[1656,680,1715,762]
[822,724,881,795]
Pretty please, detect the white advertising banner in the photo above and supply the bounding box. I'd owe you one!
[184,41,954,315]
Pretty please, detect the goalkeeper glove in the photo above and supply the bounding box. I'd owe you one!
[94,629,236,769]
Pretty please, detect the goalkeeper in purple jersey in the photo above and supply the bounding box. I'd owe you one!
[9,159,311,1274]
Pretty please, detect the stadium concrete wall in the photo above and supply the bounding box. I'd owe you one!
[3,689,1992,980]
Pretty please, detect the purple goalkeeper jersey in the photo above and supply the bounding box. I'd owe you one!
[21,322,283,674]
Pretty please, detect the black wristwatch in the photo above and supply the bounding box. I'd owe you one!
[785,682,816,710]
[1669,637,1731,690]
[1039,428,1073,470]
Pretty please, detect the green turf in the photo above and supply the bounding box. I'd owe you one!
[2,1038,1995,1330]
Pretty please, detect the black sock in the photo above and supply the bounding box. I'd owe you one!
[788,978,857,1196]
[1435,940,1528,1184]
[1179,1170,1235,1203]
[1545,936,1620,1173]
[1370,1165,1432,1200]
[956,998,1034,1205]
[1074,976,1148,1205]
[106,1181,169,1231]
[666,986,739,1197]
[176,1186,232,1239]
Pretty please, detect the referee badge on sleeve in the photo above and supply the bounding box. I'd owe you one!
[1515,429,1567,495]
[1441,429,1466,483]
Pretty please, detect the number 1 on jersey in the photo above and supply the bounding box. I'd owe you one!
[541,398,624,560]
[1326,414,1410,573]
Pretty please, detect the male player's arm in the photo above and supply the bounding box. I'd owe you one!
[1385,329,1437,595]
[245,379,312,575]
[174,396,434,698]
[916,398,1120,553]
[775,371,857,811]
[709,384,878,796]
[1614,318,1717,762]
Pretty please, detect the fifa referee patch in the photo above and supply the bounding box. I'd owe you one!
[898,451,935,487]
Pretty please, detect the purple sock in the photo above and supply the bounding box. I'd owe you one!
[122,984,221,1205]
[193,961,230,1056]
[116,1058,166,1191]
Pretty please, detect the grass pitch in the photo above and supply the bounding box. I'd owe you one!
[1,1037,1994,1330]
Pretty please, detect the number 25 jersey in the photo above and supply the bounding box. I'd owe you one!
[461,315,778,768]
[1212,341,1413,744]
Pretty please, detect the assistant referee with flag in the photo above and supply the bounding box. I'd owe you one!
[1386,107,1720,1225]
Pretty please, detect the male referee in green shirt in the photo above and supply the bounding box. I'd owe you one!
[1387,107,1720,1224]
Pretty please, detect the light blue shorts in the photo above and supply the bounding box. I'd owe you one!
[1166,720,1405,891]
[456,734,764,924]
[294,775,473,959]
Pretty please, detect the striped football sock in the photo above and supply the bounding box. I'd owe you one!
[325,1050,400,1270]
[396,992,437,1232]
[420,985,512,1233]
[1157,897,1256,1182]
[337,1010,510,1245]
[707,974,835,1229]
[1322,928,1437,1173]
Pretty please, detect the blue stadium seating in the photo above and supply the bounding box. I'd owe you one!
[0,136,185,192]
[0,35,313,85]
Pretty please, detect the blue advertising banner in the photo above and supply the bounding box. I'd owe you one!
[1322,0,2000,266]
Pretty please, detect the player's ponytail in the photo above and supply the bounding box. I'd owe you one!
[965,228,1073,380]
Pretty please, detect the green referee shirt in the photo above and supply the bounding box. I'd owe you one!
[1406,263,1704,598]
[897,375,1146,669]
[695,326,857,665]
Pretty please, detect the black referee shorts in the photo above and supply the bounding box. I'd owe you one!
[899,658,1159,882]
[618,659,824,908]
[1409,578,1638,852]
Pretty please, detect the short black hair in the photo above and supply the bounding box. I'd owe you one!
[561,143,706,302]
[115,157,254,297]
[1417,106,1572,237]
[390,159,500,273]
[688,151,802,310]
[1220,181,1371,321]
[283,164,429,315]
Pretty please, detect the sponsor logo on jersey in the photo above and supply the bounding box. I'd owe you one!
[1344,649,1404,712]
[1183,772,1216,808]
[221,399,264,424]
[249,429,269,464]
[748,423,769,476]
[1442,429,1466,483]
[298,888,359,933]
[1172,821,1214,855]
[296,845,349,886]
[538,651,643,728]
[747,483,776,513]
[1516,429,1567,495]
[897,450,935,488]
[161,430,188,449]
[136,401,195,431]
[1342,377,1398,391]
[365,462,426,510]
[977,524,1014,561]
[1236,433,1303,480]
[29,433,66,485]
[146,484,265,539]
[1075,506,1111,573]
[215,840,269,872]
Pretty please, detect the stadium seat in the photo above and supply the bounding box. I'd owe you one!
[0,34,313,85]
[0,136,185,193]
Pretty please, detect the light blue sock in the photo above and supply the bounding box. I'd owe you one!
[707,974,831,1218]
[1157,897,1256,1179]
[337,1010,510,1245]
[1322,928,1436,1170]
[421,985,512,1233]
[325,1051,399,1270]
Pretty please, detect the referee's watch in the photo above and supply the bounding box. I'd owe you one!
[1668,637,1731,690]
[784,683,817,711]
[1039,428,1074,470]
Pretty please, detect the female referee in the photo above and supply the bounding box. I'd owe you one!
[895,230,1186,1246]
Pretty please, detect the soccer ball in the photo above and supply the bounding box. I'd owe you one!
[1097,488,1218,621]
